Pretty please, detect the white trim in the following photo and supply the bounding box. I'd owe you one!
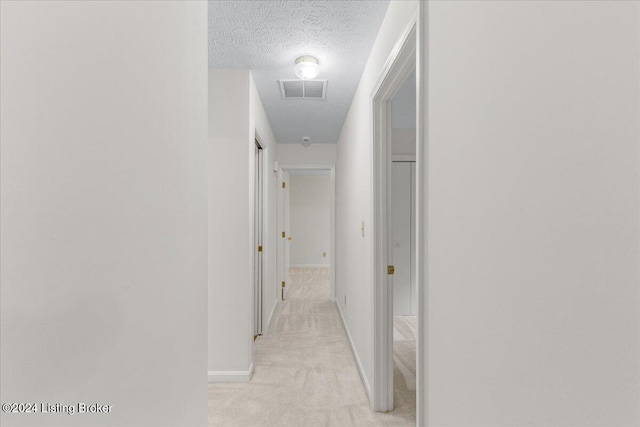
[392,155,416,162]
[208,364,254,383]
[290,264,330,268]
[371,9,418,414]
[336,301,372,400]
[370,8,419,103]
[254,127,273,337]
[416,4,428,424]
[254,126,270,150]
[248,133,257,369]
[329,167,336,303]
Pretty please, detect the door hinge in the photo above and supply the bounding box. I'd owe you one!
[281,281,286,300]
[257,245,262,252]
[387,265,395,275]
[282,182,286,188]
[282,231,286,238]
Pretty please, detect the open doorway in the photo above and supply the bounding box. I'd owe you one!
[371,13,421,420]
[288,169,332,299]
[277,165,336,303]
[390,69,417,414]
[254,139,265,338]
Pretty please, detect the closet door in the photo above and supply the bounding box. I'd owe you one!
[392,162,412,315]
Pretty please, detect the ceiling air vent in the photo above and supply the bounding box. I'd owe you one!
[279,80,327,100]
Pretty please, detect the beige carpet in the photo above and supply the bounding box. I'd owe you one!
[393,316,417,392]
[208,267,416,426]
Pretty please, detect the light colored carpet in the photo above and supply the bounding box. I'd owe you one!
[393,316,417,391]
[208,267,416,426]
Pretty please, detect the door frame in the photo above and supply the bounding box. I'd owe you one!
[277,164,336,302]
[253,139,264,337]
[277,168,291,301]
[371,9,423,416]
[251,127,274,340]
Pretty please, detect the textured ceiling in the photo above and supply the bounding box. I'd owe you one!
[209,1,390,144]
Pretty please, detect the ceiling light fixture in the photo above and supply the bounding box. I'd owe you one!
[294,56,319,80]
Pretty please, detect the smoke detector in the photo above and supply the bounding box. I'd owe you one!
[301,136,311,147]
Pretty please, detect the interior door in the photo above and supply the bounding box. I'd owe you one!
[283,170,291,299]
[254,140,264,336]
[278,169,291,301]
[392,161,415,315]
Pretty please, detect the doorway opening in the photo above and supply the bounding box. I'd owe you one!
[371,10,423,422]
[277,165,336,303]
[390,68,418,415]
[254,139,264,338]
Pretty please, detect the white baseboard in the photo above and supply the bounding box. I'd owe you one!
[208,364,254,383]
[290,264,330,268]
[336,302,372,401]
[264,299,279,334]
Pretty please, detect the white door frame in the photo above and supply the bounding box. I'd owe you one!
[277,164,336,301]
[371,11,422,416]
[254,139,264,336]
[253,128,276,338]
[416,4,427,424]
[277,169,291,300]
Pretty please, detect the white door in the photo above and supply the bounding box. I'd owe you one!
[254,141,264,336]
[392,161,416,315]
[283,170,291,299]
[278,170,291,300]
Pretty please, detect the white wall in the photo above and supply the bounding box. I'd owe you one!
[424,1,640,425]
[335,0,419,398]
[208,69,278,380]
[208,69,253,378]
[0,2,208,426]
[250,75,280,334]
[290,175,331,266]
[277,144,336,165]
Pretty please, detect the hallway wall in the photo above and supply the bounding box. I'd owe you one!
[209,69,252,379]
[250,75,280,336]
[424,1,640,425]
[0,2,208,426]
[208,69,279,381]
[334,0,419,398]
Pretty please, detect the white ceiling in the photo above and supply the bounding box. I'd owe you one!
[208,1,390,144]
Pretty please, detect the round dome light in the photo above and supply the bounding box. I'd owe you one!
[294,56,319,80]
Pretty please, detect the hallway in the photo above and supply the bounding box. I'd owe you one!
[208,268,415,426]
